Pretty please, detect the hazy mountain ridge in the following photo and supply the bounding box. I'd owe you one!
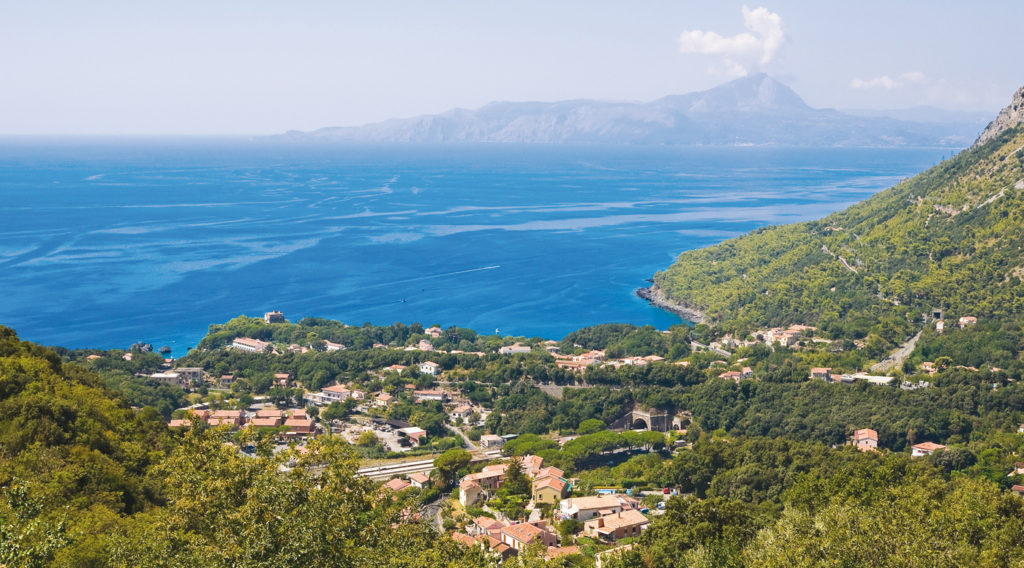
[272,74,986,147]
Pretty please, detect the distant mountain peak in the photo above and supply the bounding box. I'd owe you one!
[270,75,985,147]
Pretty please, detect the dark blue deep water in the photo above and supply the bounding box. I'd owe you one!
[0,139,949,354]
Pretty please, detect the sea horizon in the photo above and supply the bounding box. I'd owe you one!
[0,140,954,355]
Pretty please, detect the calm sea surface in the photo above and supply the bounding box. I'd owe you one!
[0,139,949,355]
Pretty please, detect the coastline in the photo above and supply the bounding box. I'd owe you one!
[636,285,708,324]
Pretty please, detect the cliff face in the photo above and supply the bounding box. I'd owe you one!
[975,84,1024,147]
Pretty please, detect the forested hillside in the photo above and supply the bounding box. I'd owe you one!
[0,326,486,567]
[653,106,1024,343]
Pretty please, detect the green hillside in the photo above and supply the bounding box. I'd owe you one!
[653,124,1024,342]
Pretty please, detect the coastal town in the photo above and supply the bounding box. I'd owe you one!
[63,305,1009,565]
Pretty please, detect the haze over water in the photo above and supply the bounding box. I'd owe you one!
[0,139,948,355]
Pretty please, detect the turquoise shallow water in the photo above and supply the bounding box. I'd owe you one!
[0,139,949,354]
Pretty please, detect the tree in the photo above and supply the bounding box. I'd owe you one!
[357,431,381,447]
[557,519,582,543]
[434,448,472,488]
[577,418,606,435]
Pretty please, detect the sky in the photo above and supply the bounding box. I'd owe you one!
[0,1,1021,135]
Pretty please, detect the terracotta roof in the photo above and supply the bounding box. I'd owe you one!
[384,478,412,492]
[536,466,565,479]
[853,428,878,440]
[564,495,622,512]
[408,472,430,485]
[452,533,477,547]
[250,417,283,427]
[502,523,545,544]
[533,476,567,492]
[587,509,649,533]
[474,516,503,531]
[913,442,947,452]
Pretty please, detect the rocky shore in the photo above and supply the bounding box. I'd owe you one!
[635,285,708,324]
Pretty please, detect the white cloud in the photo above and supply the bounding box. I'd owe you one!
[679,6,786,76]
[850,71,927,90]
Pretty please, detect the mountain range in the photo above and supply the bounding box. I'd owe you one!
[271,74,987,147]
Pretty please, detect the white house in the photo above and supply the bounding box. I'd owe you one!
[323,340,346,351]
[413,389,447,403]
[912,442,947,457]
[232,337,271,353]
[499,343,532,355]
[305,384,351,406]
[419,361,441,376]
[559,495,624,521]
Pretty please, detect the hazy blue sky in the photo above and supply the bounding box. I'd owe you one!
[1,1,1020,135]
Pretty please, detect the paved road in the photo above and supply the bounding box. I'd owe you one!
[871,330,922,374]
[446,424,478,451]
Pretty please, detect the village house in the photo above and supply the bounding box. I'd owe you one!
[284,417,316,437]
[480,434,505,449]
[500,522,558,552]
[418,361,441,376]
[499,342,532,355]
[477,534,515,561]
[383,478,412,492]
[450,404,474,422]
[397,427,428,445]
[250,416,284,428]
[408,472,431,489]
[168,418,191,428]
[425,326,443,338]
[264,310,286,324]
[850,428,878,450]
[532,475,569,505]
[559,495,625,521]
[468,516,505,537]
[719,370,743,382]
[959,316,978,328]
[584,509,649,543]
[810,367,833,381]
[232,337,271,353]
[413,388,446,402]
[323,340,345,351]
[462,464,508,494]
[173,367,204,385]
[417,339,434,351]
[273,372,293,388]
[150,371,188,388]
[460,479,486,507]
[219,374,236,387]
[451,532,478,549]
[305,383,352,406]
[374,392,394,407]
[912,441,947,457]
[287,344,308,354]
[208,409,245,428]
[519,455,544,477]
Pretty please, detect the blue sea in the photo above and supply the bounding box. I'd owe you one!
[0,139,949,355]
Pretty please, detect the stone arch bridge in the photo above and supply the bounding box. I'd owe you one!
[609,405,691,432]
